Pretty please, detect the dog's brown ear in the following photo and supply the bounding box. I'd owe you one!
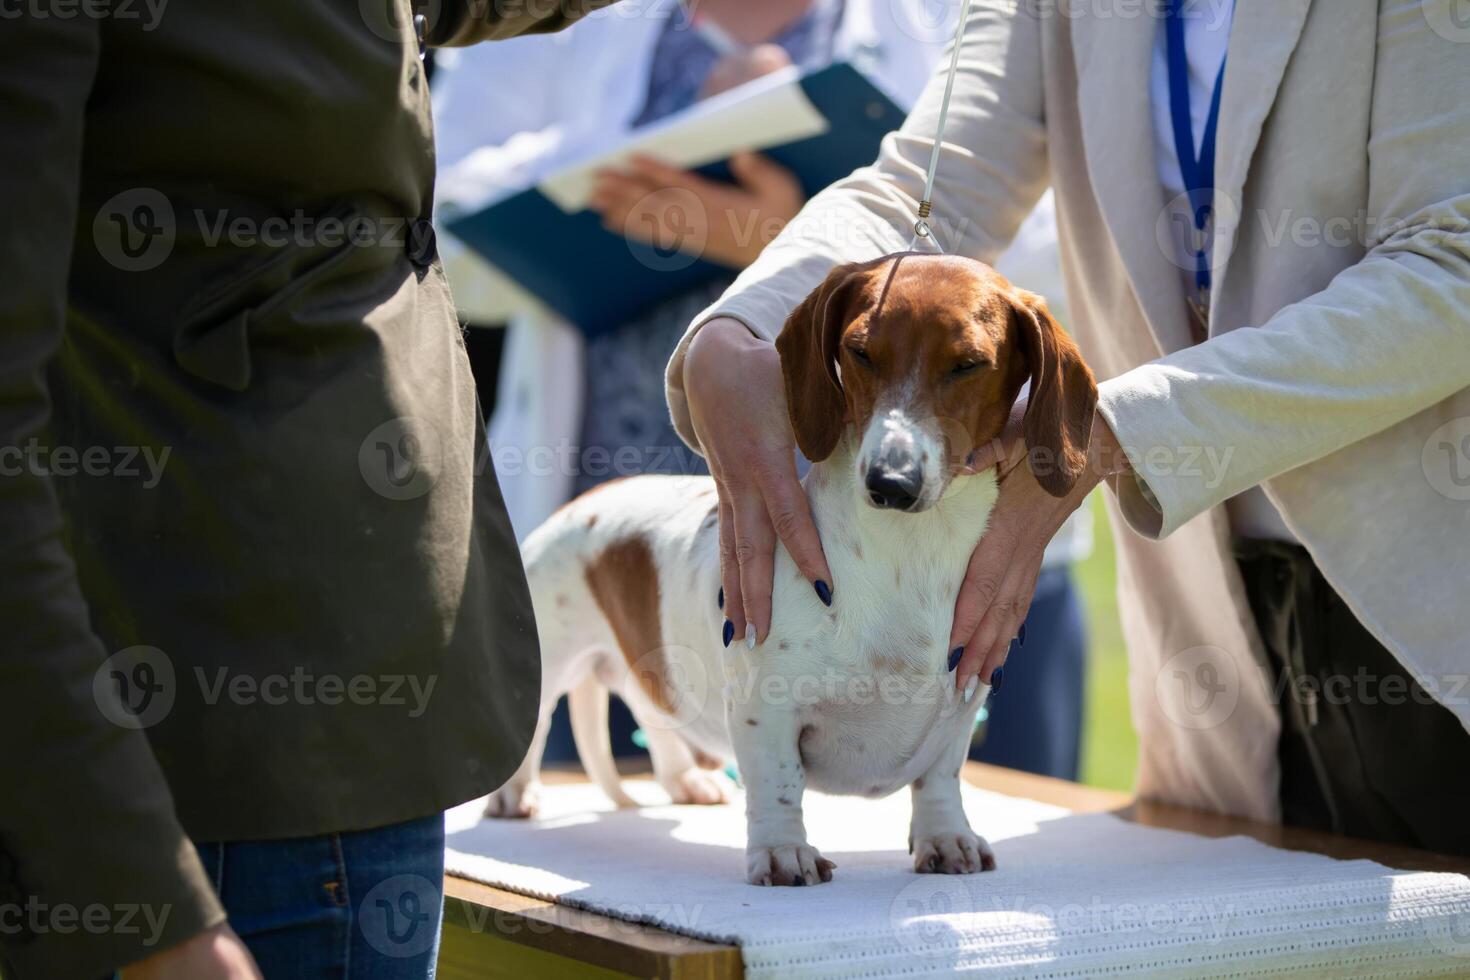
[774,262,871,462]
[1012,290,1098,497]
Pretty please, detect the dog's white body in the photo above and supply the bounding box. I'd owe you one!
[488,435,999,883]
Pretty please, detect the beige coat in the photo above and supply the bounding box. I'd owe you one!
[666,0,1470,822]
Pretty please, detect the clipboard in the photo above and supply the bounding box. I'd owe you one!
[443,62,907,336]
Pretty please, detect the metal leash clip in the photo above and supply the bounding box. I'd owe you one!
[414,11,428,61]
[912,200,936,248]
[908,0,974,254]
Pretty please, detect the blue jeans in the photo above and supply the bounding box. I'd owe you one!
[192,813,445,979]
[969,566,1087,780]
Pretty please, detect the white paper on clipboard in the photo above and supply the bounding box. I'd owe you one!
[536,66,830,213]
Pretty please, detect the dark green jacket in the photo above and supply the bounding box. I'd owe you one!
[0,3,607,976]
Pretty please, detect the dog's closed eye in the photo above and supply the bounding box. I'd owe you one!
[949,358,990,378]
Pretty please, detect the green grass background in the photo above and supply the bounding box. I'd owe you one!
[1073,492,1139,792]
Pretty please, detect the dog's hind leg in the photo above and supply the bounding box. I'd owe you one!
[484,580,608,819]
[484,701,552,819]
[634,713,732,806]
[490,515,621,818]
[568,671,639,808]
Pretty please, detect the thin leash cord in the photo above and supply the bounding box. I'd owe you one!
[909,0,975,253]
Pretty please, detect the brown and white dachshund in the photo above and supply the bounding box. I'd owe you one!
[486,253,1097,886]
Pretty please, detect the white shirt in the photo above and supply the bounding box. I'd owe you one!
[1149,0,1296,542]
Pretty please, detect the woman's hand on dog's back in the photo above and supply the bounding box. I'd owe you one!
[684,317,834,647]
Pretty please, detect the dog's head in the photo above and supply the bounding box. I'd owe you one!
[775,253,1097,512]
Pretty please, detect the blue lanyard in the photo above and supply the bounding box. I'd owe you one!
[1165,0,1227,298]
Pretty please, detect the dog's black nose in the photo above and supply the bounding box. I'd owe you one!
[865,467,922,511]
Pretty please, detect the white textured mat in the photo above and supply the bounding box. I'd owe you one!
[444,781,1470,978]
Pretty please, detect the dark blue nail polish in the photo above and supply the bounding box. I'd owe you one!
[718,586,724,609]
[990,666,1005,693]
[947,647,964,672]
[1018,623,1027,647]
[723,619,734,647]
[814,579,832,607]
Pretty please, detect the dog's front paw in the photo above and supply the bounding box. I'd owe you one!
[911,831,996,875]
[483,781,541,819]
[665,766,733,806]
[746,844,837,886]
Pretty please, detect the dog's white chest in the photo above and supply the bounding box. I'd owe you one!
[720,449,998,797]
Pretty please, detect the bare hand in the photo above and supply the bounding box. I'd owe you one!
[947,396,1129,696]
[588,153,804,269]
[684,317,833,646]
[700,44,793,99]
[122,923,262,980]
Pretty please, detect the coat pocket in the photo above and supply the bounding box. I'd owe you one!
[172,203,371,391]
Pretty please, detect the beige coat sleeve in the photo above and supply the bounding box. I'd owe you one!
[1098,2,1470,539]
[664,1,1050,452]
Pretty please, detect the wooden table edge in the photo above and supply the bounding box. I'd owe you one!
[442,876,741,980]
[441,761,1470,979]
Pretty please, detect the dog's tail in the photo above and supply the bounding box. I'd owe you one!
[568,673,639,809]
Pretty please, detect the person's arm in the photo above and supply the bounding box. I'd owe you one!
[948,6,1470,693]
[667,3,1050,643]
[669,3,1049,443]
[1100,4,1470,539]
[0,17,237,980]
[426,0,619,46]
